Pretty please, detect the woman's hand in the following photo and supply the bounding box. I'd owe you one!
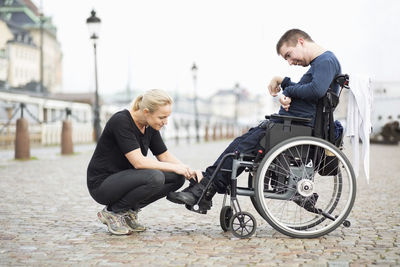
[280,95,291,111]
[175,164,192,179]
[188,169,204,182]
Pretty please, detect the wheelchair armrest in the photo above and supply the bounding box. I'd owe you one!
[265,114,312,124]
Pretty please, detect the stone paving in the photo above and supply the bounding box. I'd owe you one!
[0,139,399,266]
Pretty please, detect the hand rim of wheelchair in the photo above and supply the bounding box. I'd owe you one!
[229,211,257,239]
[254,136,356,238]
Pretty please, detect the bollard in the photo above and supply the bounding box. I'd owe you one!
[229,124,234,138]
[185,124,190,144]
[15,118,30,160]
[174,123,179,145]
[175,133,179,145]
[61,120,73,155]
[212,125,217,141]
[205,125,209,142]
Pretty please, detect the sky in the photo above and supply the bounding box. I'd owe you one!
[38,0,400,98]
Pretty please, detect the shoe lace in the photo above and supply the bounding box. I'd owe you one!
[106,212,119,227]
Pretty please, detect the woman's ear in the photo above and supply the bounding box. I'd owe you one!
[143,108,150,115]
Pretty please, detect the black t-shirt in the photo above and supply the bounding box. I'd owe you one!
[87,109,167,190]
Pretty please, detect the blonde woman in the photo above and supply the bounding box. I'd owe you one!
[87,89,191,235]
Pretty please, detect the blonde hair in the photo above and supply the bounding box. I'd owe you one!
[132,89,173,113]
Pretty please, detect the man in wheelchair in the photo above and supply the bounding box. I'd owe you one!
[168,29,342,212]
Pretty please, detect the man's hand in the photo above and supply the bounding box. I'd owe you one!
[268,76,283,96]
[280,95,291,111]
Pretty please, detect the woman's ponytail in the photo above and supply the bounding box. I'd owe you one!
[132,95,143,111]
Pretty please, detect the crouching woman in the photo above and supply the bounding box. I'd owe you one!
[87,89,190,235]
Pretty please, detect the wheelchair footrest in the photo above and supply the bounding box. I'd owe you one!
[185,204,209,214]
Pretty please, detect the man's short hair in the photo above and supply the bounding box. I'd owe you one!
[276,29,313,55]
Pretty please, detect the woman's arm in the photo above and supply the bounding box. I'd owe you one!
[157,151,198,178]
[125,148,191,178]
[156,150,183,164]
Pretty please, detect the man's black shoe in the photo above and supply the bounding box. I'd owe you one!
[167,191,198,205]
[166,178,197,204]
[167,177,216,207]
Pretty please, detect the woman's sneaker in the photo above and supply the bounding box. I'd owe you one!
[97,208,132,235]
[124,209,146,232]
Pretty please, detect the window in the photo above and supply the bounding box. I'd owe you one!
[43,108,48,123]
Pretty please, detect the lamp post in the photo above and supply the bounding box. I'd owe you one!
[234,83,240,124]
[86,10,102,142]
[39,10,44,93]
[191,62,200,143]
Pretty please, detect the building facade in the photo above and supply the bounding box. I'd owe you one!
[0,0,62,93]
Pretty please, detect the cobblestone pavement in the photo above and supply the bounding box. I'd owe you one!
[0,140,399,266]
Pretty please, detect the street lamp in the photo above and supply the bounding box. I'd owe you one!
[234,83,240,124]
[86,10,102,142]
[191,62,200,143]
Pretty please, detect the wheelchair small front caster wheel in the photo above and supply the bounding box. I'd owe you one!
[229,211,257,239]
[193,204,199,211]
[343,220,351,228]
[219,206,233,232]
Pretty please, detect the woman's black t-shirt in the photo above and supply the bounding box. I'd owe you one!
[87,109,167,190]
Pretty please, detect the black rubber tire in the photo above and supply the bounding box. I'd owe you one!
[219,206,233,232]
[229,211,257,239]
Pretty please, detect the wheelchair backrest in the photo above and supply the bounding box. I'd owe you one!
[313,74,350,145]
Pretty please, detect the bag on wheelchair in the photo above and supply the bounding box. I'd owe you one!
[259,116,312,151]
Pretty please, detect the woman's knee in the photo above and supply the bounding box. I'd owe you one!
[164,172,185,190]
[146,169,165,187]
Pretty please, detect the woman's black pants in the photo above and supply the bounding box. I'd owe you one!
[89,169,185,213]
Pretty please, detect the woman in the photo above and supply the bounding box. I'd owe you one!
[87,89,191,235]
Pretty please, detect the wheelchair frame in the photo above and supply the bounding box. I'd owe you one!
[190,74,356,239]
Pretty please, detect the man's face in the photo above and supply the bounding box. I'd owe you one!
[279,40,308,67]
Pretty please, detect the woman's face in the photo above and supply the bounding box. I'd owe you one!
[144,104,172,130]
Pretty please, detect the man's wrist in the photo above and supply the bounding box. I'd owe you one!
[281,77,290,89]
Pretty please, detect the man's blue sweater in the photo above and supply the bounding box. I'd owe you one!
[278,51,341,126]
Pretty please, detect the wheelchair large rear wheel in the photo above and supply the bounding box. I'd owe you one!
[254,136,356,238]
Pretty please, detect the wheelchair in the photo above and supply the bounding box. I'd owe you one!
[191,74,356,239]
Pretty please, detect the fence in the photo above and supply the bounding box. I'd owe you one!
[0,91,93,150]
[0,106,92,148]
[0,91,257,157]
